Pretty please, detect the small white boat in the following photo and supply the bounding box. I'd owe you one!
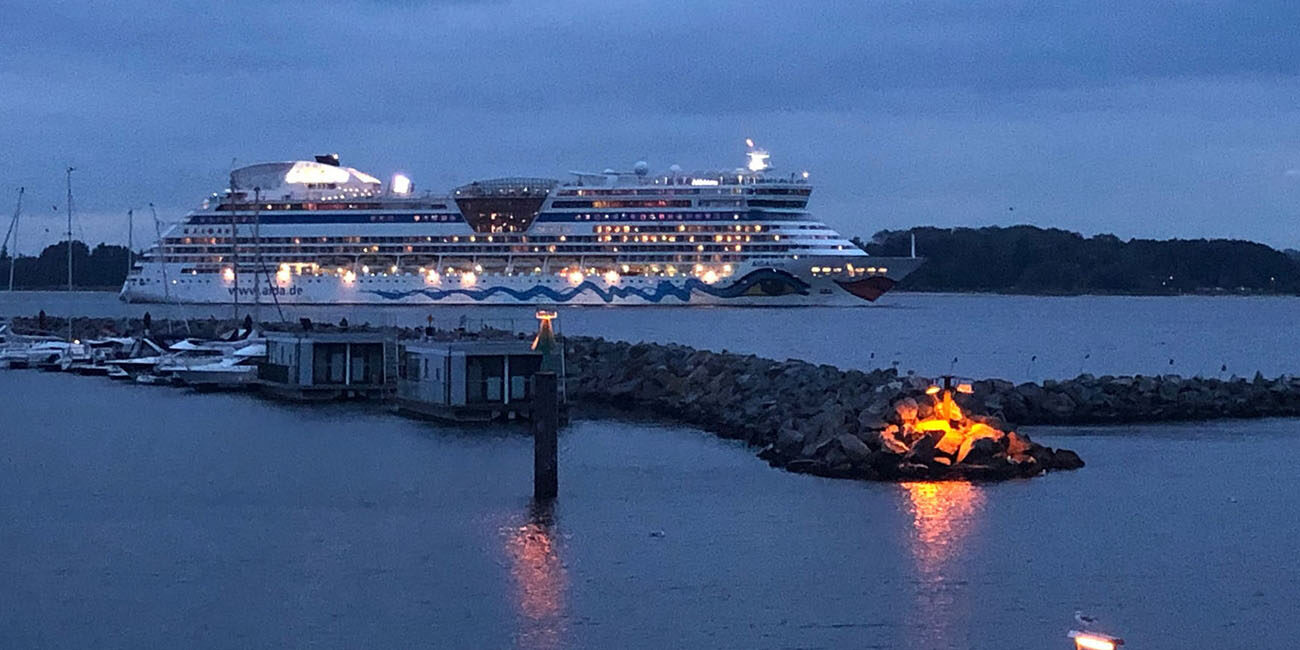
[54,344,94,372]
[103,338,168,377]
[0,324,65,369]
[68,339,133,375]
[171,343,265,389]
[25,341,80,370]
[152,339,240,378]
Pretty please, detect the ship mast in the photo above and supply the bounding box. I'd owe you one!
[126,208,133,278]
[65,168,74,344]
[150,203,188,336]
[229,172,240,321]
[252,187,261,326]
[65,167,74,292]
[2,187,23,291]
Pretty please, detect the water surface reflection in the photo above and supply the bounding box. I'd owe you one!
[900,481,985,649]
[504,500,568,649]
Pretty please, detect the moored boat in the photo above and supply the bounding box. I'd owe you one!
[171,342,265,389]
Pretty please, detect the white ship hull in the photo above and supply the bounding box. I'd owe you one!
[121,258,923,307]
[121,149,927,308]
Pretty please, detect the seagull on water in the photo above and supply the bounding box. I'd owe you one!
[1074,611,1100,628]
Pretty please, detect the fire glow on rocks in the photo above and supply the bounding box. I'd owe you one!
[891,388,1012,465]
[863,382,1085,481]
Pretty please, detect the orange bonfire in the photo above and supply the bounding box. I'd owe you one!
[883,384,1017,464]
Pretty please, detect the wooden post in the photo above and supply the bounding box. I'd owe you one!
[533,371,558,500]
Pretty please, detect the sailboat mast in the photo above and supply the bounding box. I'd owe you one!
[252,186,262,326]
[229,173,239,321]
[127,208,133,277]
[150,202,188,336]
[3,187,23,292]
[66,167,74,292]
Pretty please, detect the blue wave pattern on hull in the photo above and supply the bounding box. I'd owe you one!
[362,268,810,303]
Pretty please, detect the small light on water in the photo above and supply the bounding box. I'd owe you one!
[1070,632,1121,650]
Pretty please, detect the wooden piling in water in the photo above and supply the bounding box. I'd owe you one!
[532,371,559,500]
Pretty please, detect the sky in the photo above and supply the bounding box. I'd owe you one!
[2,0,1299,255]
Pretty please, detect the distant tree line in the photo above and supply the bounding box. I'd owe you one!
[855,226,1300,295]
[2,230,1298,294]
[0,241,132,288]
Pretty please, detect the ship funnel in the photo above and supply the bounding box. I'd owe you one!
[314,153,341,167]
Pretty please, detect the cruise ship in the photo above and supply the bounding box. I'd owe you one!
[121,145,923,306]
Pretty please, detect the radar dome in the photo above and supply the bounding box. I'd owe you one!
[634,160,649,176]
[669,164,682,173]
[603,168,617,175]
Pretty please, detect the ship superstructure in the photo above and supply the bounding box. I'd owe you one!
[121,146,922,305]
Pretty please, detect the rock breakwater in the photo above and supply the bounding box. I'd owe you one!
[14,314,1300,483]
[564,337,1083,481]
[565,337,1300,481]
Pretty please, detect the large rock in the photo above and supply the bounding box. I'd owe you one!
[1039,392,1077,421]
[868,428,911,454]
[1050,448,1086,470]
[775,426,804,454]
[894,397,919,422]
[935,429,965,456]
[837,434,873,464]
[1004,431,1034,457]
[956,436,999,465]
[904,434,938,464]
[857,411,889,432]
[1016,382,1045,402]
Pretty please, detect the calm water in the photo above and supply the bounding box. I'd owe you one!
[2,293,1299,648]
[2,291,1298,382]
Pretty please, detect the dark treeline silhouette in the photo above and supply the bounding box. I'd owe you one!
[0,241,132,288]
[2,231,1297,294]
[856,226,1300,295]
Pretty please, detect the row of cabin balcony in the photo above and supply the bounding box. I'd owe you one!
[170,261,760,281]
[556,186,811,197]
[148,248,804,271]
[166,230,806,247]
[179,221,786,240]
[156,238,821,255]
[185,210,815,227]
[149,244,816,266]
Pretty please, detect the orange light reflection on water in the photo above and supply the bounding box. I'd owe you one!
[504,503,567,650]
[900,481,985,648]
[901,481,984,571]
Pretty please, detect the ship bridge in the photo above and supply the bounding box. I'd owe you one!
[453,177,558,233]
[228,156,383,202]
